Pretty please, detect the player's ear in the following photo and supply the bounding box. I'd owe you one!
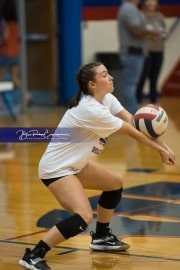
[88,80,96,89]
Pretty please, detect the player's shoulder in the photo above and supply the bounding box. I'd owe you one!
[103,93,119,105]
[71,95,105,120]
[103,93,116,101]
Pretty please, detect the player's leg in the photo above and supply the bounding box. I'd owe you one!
[77,161,129,251]
[44,174,93,247]
[19,174,93,270]
[76,160,123,190]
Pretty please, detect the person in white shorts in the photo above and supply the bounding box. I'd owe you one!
[19,62,175,270]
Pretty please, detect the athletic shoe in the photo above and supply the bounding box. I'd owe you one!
[89,230,130,251]
[19,248,51,270]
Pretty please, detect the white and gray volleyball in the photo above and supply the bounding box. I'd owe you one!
[133,104,168,138]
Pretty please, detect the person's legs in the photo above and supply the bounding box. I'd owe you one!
[0,66,6,81]
[136,55,150,104]
[0,55,6,81]
[19,175,93,270]
[10,65,20,89]
[9,57,33,106]
[19,162,129,269]
[77,161,129,251]
[149,52,163,103]
[120,54,145,114]
[77,160,123,227]
[77,160,123,190]
[6,57,20,88]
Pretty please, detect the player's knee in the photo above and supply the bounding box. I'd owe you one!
[79,210,93,225]
[56,213,89,239]
[117,179,123,189]
[112,177,123,190]
[98,187,123,209]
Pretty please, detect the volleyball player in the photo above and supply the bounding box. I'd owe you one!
[19,62,175,270]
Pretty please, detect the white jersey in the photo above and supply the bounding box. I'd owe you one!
[38,94,124,179]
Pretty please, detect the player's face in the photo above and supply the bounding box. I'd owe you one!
[92,65,114,95]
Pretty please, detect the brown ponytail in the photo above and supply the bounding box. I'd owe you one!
[69,62,102,108]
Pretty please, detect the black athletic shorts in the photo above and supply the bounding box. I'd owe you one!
[41,176,66,187]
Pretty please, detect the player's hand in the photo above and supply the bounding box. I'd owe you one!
[159,148,175,165]
[155,139,175,165]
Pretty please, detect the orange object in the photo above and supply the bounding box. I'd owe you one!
[2,21,19,57]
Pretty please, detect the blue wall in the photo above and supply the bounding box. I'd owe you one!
[56,0,82,105]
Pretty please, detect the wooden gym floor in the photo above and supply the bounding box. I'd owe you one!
[0,97,180,269]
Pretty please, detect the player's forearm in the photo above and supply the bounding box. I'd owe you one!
[119,121,164,153]
[120,121,175,165]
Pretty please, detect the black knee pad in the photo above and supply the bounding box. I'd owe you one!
[56,213,88,239]
[98,188,123,209]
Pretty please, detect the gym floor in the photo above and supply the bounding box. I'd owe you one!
[0,96,179,270]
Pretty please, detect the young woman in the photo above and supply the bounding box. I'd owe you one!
[136,0,167,104]
[19,62,175,270]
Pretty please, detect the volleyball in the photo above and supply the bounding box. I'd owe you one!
[133,104,168,138]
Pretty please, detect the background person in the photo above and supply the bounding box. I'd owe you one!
[0,0,33,106]
[117,0,158,114]
[136,0,167,105]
